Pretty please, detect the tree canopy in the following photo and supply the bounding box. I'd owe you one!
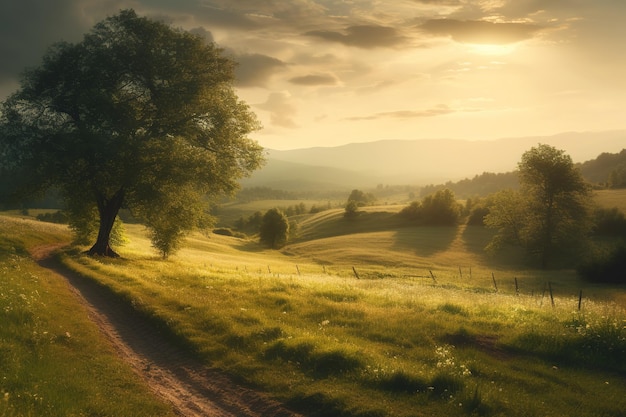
[400,188,461,226]
[485,144,592,268]
[259,208,289,249]
[0,10,263,257]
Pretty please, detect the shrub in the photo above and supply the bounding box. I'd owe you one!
[577,243,626,283]
[36,210,69,224]
[259,208,289,249]
[347,189,375,207]
[400,189,461,226]
[213,227,234,236]
[592,207,626,236]
[399,201,421,220]
[466,206,489,226]
[344,200,360,219]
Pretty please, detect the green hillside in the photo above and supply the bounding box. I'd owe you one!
[3,197,626,417]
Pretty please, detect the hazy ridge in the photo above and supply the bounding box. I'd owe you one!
[242,130,626,190]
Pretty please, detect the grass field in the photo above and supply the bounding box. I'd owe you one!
[0,216,176,417]
[2,195,626,417]
[54,207,626,417]
[594,188,626,212]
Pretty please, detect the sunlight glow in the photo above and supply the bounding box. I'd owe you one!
[468,43,517,55]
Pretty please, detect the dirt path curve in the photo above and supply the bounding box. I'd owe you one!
[31,244,303,417]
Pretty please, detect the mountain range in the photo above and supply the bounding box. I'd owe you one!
[241,130,626,191]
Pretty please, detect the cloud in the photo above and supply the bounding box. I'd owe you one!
[256,92,298,128]
[347,104,453,121]
[420,19,542,44]
[288,73,339,86]
[233,53,288,87]
[188,27,215,43]
[305,25,408,48]
[0,0,93,81]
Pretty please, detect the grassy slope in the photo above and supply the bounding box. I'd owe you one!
[0,215,175,417]
[594,188,626,212]
[55,204,626,417]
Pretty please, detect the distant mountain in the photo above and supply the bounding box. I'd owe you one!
[243,130,626,190]
[239,158,378,191]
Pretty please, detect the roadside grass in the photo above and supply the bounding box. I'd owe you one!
[0,216,176,417]
[57,217,626,417]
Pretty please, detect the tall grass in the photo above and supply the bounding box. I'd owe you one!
[0,216,175,417]
[59,219,626,417]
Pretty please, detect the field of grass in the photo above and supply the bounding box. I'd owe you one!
[594,188,626,212]
[0,216,176,417]
[45,208,626,417]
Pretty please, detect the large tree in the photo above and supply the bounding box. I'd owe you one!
[485,144,592,268]
[0,10,263,256]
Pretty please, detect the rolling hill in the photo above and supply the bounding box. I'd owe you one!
[242,130,626,190]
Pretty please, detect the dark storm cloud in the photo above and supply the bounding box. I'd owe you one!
[305,25,408,48]
[420,19,543,44]
[0,0,92,81]
[288,73,338,86]
[233,53,288,87]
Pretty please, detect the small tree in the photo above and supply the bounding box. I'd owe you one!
[486,144,593,267]
[399,189,461,225]
[344,200,360,218]
[483,189,528,252]
[420,189,461,225]
[260,208,289,249]
[347,189,375,207]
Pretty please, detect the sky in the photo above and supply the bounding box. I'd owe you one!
[1,1,625,150]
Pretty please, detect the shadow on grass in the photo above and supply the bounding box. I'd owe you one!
[391,226,458,257]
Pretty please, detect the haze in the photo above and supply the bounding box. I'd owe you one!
[1,1,625,151]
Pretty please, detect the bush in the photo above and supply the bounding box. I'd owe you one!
[466,206,489,226]
[399,189,461,226]
[593,207,626,236]
[347,189,375,207]
[259,208,289,249]
[213,227,234,236]
[344,200,360,219]
[577,243,626,283]
[36,210,69,224]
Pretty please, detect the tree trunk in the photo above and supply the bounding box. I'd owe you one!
[87,188,125,257]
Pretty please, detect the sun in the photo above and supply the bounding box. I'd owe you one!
[468,43,517,55]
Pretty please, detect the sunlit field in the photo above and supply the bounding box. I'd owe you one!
[50,208,626,417]
[595,189,626,213]
[0,216,176,417]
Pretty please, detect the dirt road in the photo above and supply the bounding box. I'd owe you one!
[32,245,302,417]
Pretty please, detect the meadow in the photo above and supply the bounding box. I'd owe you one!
[1,204,625,417]
[0,216,176,417]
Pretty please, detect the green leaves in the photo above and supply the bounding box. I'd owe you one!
[486,144,592,267]
[1,9,264,256]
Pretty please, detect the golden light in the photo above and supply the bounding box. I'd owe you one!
[468,43,517,55]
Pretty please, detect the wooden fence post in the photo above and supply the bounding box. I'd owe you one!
[514,277,519,296]
[352,266,360,279]
[548,282,555,308]
[578,290,583,311]
[429,270,437,283]
[491,272,498,292]
[296,265,301,276]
